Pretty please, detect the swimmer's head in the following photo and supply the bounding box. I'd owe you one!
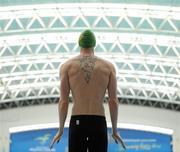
[78,30,96,48]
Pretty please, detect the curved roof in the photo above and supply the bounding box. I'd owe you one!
[0,2,180,110]
[1,0,180,6]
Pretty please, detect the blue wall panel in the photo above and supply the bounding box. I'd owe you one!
[10,128,172,152]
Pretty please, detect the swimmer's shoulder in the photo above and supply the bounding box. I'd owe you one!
[60,55,79,68]
[60,55,115,71]
[94,56,115,70]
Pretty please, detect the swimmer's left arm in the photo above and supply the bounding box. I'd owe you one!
[50,63,70,149]
[58,63,70,133]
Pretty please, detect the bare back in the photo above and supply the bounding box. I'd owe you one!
[65,55,112,116]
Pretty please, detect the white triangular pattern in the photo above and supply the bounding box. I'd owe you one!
[26,17,36,29]
[4,18,13,31]
[0,5,180,107]
[0,6,179,33]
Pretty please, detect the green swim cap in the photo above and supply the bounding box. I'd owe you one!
[78,30,96,48]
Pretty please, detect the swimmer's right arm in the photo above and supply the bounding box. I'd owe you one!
[107,64,118,134]
[107,63,126,150]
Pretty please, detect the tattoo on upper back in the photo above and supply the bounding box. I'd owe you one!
[79,56,97,83]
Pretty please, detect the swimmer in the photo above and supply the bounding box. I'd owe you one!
[50,29,126,151]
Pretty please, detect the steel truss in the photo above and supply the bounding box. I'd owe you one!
[0,4,180,110]
[0,97,180,111]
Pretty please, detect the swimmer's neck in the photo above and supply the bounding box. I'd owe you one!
[80,48,94,56]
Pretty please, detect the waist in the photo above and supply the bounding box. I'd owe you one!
[69,115,107,132]
[70,115,106,122]
[72,103,105,116]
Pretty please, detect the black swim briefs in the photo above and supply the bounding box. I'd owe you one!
[69,115,108,152]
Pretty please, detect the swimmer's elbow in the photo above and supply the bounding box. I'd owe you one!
[108,98,119,106]
[59,99,69,108]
